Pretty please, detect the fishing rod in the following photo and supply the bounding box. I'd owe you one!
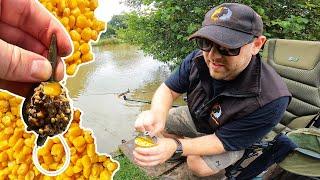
[122,95,180,107]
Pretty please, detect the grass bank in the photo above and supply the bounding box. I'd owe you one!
[113,154,157,180]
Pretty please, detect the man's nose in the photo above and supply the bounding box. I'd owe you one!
[208,46,222,59]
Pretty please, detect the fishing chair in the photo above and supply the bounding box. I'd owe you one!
[225,39,320,179]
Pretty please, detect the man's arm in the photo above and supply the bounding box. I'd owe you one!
[150,83,181,126]
[180,134,225,156]
[134,83,181,135]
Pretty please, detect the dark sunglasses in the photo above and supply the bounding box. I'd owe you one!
[196,38,255,56]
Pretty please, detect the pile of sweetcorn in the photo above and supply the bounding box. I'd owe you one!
[39,0,106,76]
[0,91,118,179]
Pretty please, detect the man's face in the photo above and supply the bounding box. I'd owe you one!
[202,36,266,80]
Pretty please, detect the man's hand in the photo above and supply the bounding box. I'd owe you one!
[133,137,177,167]
[134,110,166,136]
[0,0,72,82]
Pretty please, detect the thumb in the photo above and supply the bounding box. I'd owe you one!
[0,39,52,82]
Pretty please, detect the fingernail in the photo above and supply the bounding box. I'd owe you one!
[31,60,51,80]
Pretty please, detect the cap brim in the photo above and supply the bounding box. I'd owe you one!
[188,25,254,49]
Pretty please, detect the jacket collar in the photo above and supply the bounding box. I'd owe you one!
[193,51,261,98]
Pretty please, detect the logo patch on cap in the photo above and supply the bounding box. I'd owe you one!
[211,7,232,22]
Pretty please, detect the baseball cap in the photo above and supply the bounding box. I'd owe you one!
[189,3,263,49]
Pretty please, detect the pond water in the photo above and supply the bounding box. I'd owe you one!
[66,44,184,153]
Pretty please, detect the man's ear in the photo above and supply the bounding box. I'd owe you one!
[251,36,266,55]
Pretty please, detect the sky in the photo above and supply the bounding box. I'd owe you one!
[95,0,131,22]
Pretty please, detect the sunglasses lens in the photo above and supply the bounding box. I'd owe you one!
[224,48,241,56]
[196,38,212,52]
[196,38,241,56]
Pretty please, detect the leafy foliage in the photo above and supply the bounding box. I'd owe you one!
[101,15,128,39]
[117,0,320,64]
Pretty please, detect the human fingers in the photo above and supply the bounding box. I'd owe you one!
[134,157,161,167]
[133,150,161,163]
[134,146,161,156]
[0,21,46,55]
[1,0,72,56]
[134,115,146,133]
[54,57,65,81]
[0,39,51,82]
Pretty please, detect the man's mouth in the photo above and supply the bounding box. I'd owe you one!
[209,61,225,70]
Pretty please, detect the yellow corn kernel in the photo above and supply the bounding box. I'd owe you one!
[83,167,91,178]
[84,11,94,19]
[70,30,81,41]
[90,164,100,177]
[12,138,24,151]
[69,15,76,28]
[0,131,9,141]
[81,27,91,41]
[51,143,64,156]
[99,170,111,180]
[2,115,11,126]
[79,43,90,54]
[84,131,94,143]
[89,0,98,10]
[69,126,82,137]
[70,147,77,155]
[63,8,70,17]
[76,27,82,34]
[81,52,93,62]
[0,151,8,162]
[87,144,95,157]
[65,56,74,63]
[90,154,99,163]
[81,155,91,168]
[57,0,66,12]
[61,17,69,27]
[73,165,82,174]
[25,171,35,180]
[73,41,80,51]
[10,106,19,116]
[71,7,81,17]
[49,163,58,170]
[13,128,24,138]
[76,15,88,29]
[98,156,107,162]
[77,0,86,11]
[25,155,32,165]
[0,92,12,100]
[17,163,28,175]
[16,120,24,128]
[73,136,86,148]
[38,146,49,156]
[6,149,14,161]
[65,166,74,177]
[43,154,54,165]
[68,0,77,9]
[24,138,34,148]
[33,166,40,176]
[53,154,63,163]
[22,146,32,155]
[71,154,79,164]
[106,161,118,172]
[72,51,81,60]
[74,110,81,122]
[22,133,32,139]
[76,144,86,154]
[4,126,14,135]
[91,30,98,41]
[66,64,77,75]
[16,152,27,163]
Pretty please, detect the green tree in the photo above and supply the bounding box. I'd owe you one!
[101,14,128,39]
[118,0,320,64]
